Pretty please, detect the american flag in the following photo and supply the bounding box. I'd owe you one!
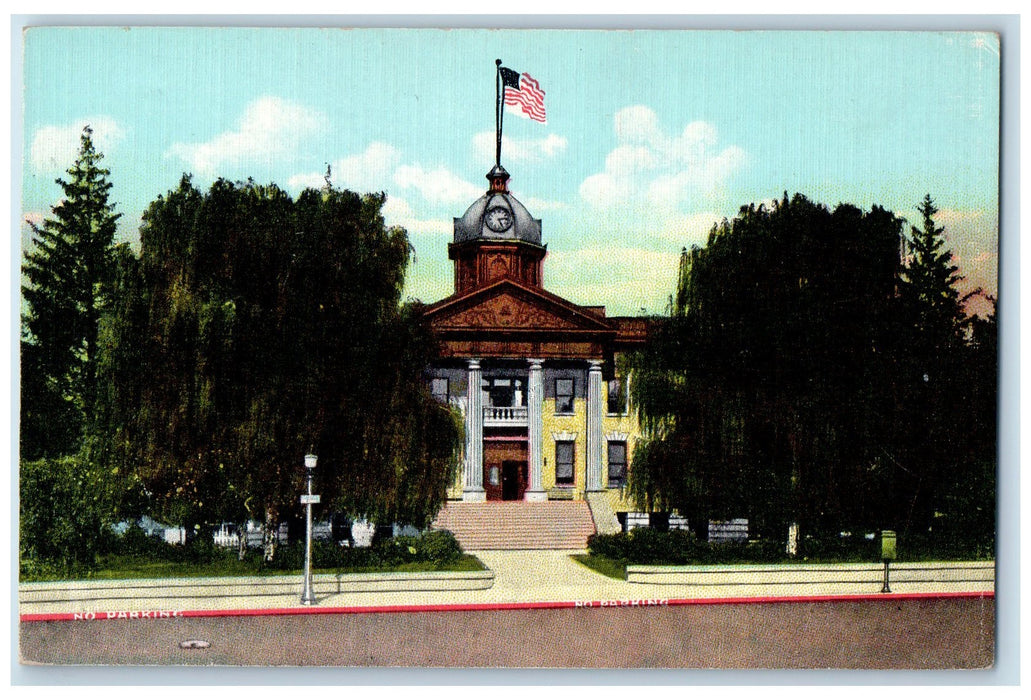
[500,67,546,123]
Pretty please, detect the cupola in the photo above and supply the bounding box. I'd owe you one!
[449,166,547,295]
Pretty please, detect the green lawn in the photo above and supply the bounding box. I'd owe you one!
[21,553,485,583]
[570,549,993,582]
[571,554,627,580]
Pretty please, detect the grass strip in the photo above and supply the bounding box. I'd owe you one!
[22,554,485,582]
[571,554,627,580]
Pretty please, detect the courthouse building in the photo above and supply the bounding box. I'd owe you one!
[424,165,651,547]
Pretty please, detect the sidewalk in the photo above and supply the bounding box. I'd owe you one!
[18,551,994,621]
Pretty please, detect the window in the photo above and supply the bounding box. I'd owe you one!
[430,377,449,403]
[607,378,627,415]
[607,441,627,487]
[555,441,575,486]
[555,378,575,414]
[484,377,526,408]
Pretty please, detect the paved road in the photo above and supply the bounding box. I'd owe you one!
[20,596,994,668]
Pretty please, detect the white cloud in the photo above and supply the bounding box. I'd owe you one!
[167,97,325,176]
[473,131,568,163]
[654,210,728,245]
[545,247,682,315]
[614,105,664,148]
[393,164,482,205]
[30,117,125,172]
[580,106,747,211]
[380,195,452,236]
[290,143,474,204]
[289,142,401,193]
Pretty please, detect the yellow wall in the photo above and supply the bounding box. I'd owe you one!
[538,381,644,507]
[600,386,642,511]
[541,396,588,498]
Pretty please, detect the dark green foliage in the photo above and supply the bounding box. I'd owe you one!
[22,526,466,581]
[19,456,119,576]
[258,529,464,572]
[587,529,704,564]
[21,126,122,459]
[587,530,786,565]
[890,196,995,542]
[626,193,996,554]
[900,194,968,352]
[106,524,218,564]
[111,523,168,558]
[585,529,988,565]
[91,177,462,541]
[407,529,463,564]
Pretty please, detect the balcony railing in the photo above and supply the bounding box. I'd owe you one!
[483,405,528,426]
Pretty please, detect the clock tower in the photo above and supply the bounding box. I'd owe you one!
[448,164,547,295]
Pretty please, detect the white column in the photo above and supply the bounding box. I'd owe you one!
[524,358,546,501]
[586,360,605,491]
[463,358,485,501]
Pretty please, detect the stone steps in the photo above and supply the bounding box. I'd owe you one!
[432,501,597,550]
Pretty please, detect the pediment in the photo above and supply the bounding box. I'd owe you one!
[425,281,612,334]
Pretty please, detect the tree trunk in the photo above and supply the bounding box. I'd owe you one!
[237,521,248,561]
[263,508,279,562]
[786,522,799,556]
[787,427,802,558]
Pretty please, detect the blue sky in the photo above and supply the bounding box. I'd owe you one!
[21,27,999,315]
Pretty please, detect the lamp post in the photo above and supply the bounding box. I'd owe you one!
[880,529,896,594]
[300,453,319,605]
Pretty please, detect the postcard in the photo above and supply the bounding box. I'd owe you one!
[17,24,1000,671]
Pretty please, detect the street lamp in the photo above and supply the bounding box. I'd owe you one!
[300,453,320,605]
[880,529,897,594]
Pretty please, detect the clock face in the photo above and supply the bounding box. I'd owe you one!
[485,206,513,233]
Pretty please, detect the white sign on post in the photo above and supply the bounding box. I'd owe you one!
[300,494,321,505]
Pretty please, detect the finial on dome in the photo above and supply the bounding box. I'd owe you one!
[487,164,510,194]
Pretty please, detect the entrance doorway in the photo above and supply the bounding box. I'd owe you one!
[501,461,525,500]
[483,440,528,501]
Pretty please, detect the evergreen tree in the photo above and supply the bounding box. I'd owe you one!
[900,194,967,352]
[892,195,984,539]
[21,126,122,459]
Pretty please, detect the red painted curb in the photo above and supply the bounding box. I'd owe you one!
[19,590,993,623]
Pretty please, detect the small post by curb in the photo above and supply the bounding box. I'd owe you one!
[880,529,896,593]
[300,453,320,606]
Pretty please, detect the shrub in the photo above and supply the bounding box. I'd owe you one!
[586,533,627,561]
[588,529,704,564]
[112,523,171,558]
[20,456,113,576]
[257,529,464,572]
[798,533,880,562]
[415,529,463,564]
[588,527,994,565]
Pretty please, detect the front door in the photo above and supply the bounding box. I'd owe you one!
[483,440,528,501]
[501,461,525,500]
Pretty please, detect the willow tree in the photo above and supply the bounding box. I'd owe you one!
[627,194,906,548]
[92,177,462,557]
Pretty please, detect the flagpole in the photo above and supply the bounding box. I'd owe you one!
[495,58,503,167]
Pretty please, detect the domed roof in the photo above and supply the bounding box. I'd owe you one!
[453,166,542,245]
